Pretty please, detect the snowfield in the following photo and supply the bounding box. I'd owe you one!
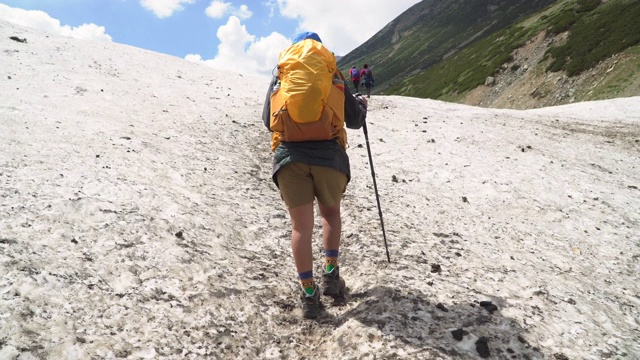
[1,19,639,359]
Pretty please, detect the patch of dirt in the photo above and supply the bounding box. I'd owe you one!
[461,30,640,110]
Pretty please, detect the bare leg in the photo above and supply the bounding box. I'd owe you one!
[318,201,341,253]
[288,203,315,273]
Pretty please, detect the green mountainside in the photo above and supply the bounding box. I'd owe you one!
[338,0,640,108]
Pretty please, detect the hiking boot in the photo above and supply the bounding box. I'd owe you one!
[300,284,322,319]
[322,267,345,297]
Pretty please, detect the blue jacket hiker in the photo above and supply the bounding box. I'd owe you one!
[261,31,367,319]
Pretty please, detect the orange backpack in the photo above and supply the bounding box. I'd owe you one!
[269,38,346,151]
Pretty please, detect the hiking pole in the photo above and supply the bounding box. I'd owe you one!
[361,117,391,263]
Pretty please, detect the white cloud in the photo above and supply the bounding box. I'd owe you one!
[0,4,112,42]
[205,1,252,20]
[59,23,112,42]
[234,5,253,20]
[140,0,195,18]
[263,0,277,20]
[276,0,421,55]
[205,1,231,19]
[193,1,422,76]
[185,16,289,77]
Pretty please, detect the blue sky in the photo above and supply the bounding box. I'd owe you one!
[0,0,421,77]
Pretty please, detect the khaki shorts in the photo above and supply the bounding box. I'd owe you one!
[276,163,347,209]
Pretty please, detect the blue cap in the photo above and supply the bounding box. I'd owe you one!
[293,32,322,44]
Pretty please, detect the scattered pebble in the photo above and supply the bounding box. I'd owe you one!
[435,303,449,312]
[10,36,27,43]
[451,328,465,341]
[565,298,577,305]
[479,301,498,314]
[431,264,442,273]
[475,337,490,358]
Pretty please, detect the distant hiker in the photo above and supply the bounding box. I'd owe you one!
[262,32,368,319]
[361,64,374,98]
[349,66,361,93]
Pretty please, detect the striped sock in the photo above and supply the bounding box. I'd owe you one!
[325,249,339,273]
[299,270,315,296]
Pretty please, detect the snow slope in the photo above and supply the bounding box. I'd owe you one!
[1,19,639,359]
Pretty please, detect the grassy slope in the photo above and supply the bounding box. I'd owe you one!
[579,45,640,101]
[362,0,640,104]
[337,0,557,93]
